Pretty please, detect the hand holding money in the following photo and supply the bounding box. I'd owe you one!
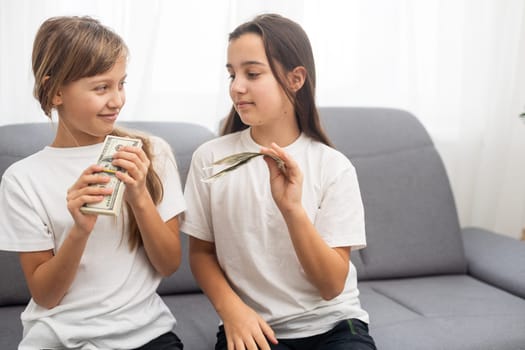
[80,135,142,216]
[260,143,304,212]
[202,152,286,183]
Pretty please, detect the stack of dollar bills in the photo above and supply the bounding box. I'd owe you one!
[80,135,142,216]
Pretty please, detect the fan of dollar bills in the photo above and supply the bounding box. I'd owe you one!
[201,152,285,183]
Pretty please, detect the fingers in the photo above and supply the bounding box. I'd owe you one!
[67,168,113,212]
[225,321,275,350]
[260,143,292,166]
[81,164,106,176]
[233,337,258,350]
[260,145,284,178]
[260,143,301,181]
[68,165,110,193]
[252,334,271,350]
[262,154,282,181]
[223,314,275,350]
[259,318,278,345]
[226,335,234,350]
[259,144,282,162]
[111,146,150,184]
[67,188,111,213]
[113,145,149,165]
[67,174,112,196]
[229,334,271,350]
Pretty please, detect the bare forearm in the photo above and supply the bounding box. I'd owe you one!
[189,238,278,347]
[131,193,181,276]
[189,239,244,315]
[21,226,89,308]
[282,207,349,300]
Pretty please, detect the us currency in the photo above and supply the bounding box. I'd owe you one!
[80,135,142,216]
[201,152,285,183]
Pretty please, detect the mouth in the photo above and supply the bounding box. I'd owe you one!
[236,101,254,109]
[97,113,119,121]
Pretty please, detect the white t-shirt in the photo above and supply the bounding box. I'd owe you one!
[0,136,185,350]
[181,128,369,339]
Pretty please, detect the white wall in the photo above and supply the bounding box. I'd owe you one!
[2,0,525,239]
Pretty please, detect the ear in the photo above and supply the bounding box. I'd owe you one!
[287,66,307,92]
[42,76,63,106]
[52,90,63,106]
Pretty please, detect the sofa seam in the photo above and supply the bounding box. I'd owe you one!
[369,286,424,316]
[348,143,435,160]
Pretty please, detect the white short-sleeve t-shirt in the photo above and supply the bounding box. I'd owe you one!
[0,136,185,349]
[181,129,369,339]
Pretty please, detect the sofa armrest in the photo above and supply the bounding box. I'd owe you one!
[462,227,525,298]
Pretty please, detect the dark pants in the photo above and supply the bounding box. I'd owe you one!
[215,319,376,350]
[134,331,183,350]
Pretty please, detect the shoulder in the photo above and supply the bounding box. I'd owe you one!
[300,138,358,189]
[2,149,47,179]
[305,138,353,170]
[196,132,241,151]
[192,132,242,159]
[142,136,181,179]
[147,135,173,157]
[1,150,51,199]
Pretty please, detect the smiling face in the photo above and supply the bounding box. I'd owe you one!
[227,33,296,135]
[52,56,127,147]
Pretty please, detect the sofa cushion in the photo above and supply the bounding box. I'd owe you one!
[0,304,25,349]
[360,276,525,350]
[162,293,220,350]
[319,108,467,280]
[462,227,525,298]
[0,251,31,305]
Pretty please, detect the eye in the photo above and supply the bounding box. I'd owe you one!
[94,85,108,92]
[247,72,260,79]
[119,80,126,89]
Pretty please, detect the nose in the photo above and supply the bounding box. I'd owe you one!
[108,88,125,109]
[230,76,247,95]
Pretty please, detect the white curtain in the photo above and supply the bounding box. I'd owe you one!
[2,0,525,239]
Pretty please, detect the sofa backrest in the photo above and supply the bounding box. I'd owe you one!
[0,121,215,306]
[0,124,54,306]
[319,107,467,280]
[0,108,469,304]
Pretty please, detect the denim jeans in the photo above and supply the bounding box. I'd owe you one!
[134,331,183,350]
[215,319,376,350]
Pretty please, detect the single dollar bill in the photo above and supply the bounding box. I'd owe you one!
[201,152,285,183]
[80,135,142,216]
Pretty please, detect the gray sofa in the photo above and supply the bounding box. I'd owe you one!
[1,107,525,350]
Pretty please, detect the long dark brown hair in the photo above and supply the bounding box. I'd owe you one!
[32,16,162,250]
[221,13,332,147]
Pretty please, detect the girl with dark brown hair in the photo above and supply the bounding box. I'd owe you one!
[183,13,376,350]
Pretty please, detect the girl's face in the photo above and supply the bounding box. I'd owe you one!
[227,33,295,130]
[52,56,127,147]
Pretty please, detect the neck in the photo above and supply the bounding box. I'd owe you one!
[250,119,300,147]
[51,121,81,148]
[51,119,105,147]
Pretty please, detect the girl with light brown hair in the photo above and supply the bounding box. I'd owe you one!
[0,16,184,349]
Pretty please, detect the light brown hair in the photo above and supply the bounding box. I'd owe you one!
[32,16,162,250]
[221,13,332,147]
